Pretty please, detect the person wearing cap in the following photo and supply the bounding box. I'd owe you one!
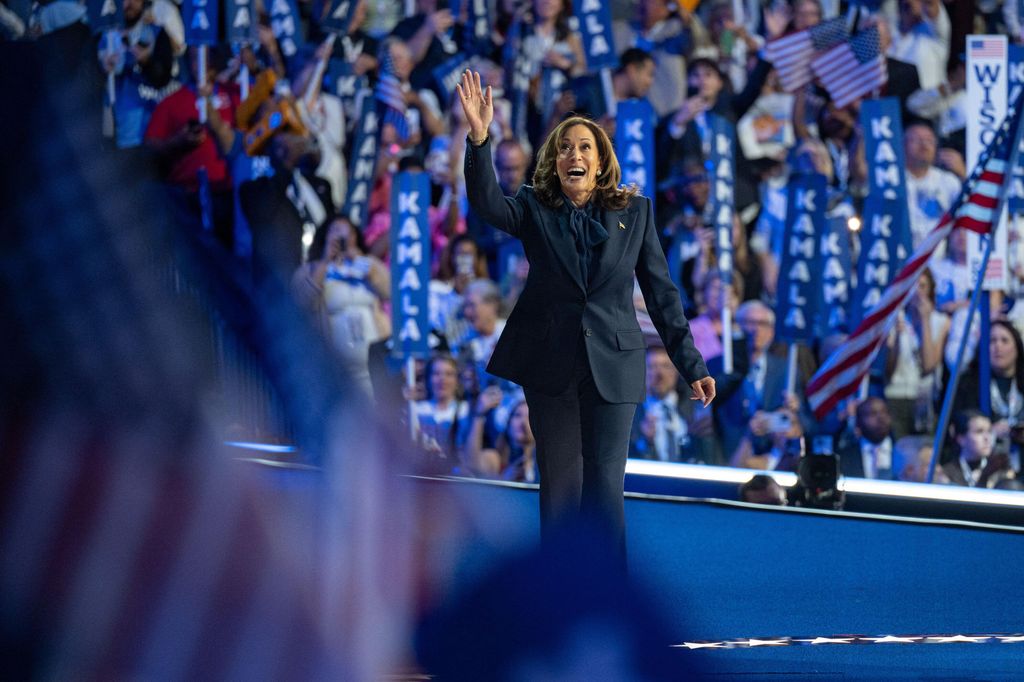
[657,43,775,217]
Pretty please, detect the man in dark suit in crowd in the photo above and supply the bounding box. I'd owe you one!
[711,301,795,462]
[834,397,897,480]
[240,129,334,281]
[465,138,530,280]
[630,345,721,464]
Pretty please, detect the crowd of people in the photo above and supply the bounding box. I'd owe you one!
[9,0,1024,495]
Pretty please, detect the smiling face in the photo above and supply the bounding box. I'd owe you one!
[429,358,459,403]
[556,124,602,206]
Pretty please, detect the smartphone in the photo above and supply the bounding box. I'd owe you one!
[767,412,792,434]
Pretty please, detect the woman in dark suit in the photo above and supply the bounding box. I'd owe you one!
[455,70,715,558]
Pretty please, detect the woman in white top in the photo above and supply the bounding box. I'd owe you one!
[884,268,950,439]
[411,354,472,466]
[293,215,391,396]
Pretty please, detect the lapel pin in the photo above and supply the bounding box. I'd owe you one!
[618,221,626,230]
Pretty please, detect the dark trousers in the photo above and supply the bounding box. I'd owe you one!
[524,337,637,559]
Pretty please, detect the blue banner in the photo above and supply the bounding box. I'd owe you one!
[325,59,368,128]
[707,114,735,285]
[615,98,656,209]
[322,0,357,34]
[816,201,854,336]
[455,0,492,56]
[571,0,618,72]
[433,53,470,100]
[852,98,911,324]
[776,174,826,343]
[226,0,257,44]
[342,93,378,228]
[269,0,302,69]
[504,18,532,140]
[87,0,122,33]
[391,172,433,359]
[183,0,219,46]
[1008,46,1024,216]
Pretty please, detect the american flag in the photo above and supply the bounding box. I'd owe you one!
[806,103,1024,419]
[376,44,410,141]
[969,37,1005,59]
[763,17,848,92]
[810,26,887,109]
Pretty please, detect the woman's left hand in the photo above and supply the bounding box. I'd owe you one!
[690,376,717,407]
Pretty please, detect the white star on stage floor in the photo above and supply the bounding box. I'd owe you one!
[673,641,728,649]
[926,635,991,644]
[861,635,922,644]
[793,637,855,645]
[743,638,789,647]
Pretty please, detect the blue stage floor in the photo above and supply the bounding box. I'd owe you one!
[416,477,1024,680]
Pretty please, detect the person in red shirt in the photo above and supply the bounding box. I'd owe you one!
[146,45,239,244]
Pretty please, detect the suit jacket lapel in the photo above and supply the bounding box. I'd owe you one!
[589,203,639,292]
[537,200,586,293]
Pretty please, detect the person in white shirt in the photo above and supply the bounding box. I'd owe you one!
[884,268,950,438]
[904,122,961,251]
[452,278,507,374]
[887,0,950,91]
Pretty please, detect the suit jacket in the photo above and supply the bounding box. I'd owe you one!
[464,139,709,403]
[629,392,723,465]
[710,350,790,459]
[834,433,896,480]
[240,171,335,281]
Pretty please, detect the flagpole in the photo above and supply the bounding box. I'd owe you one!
[786,343,798,395]
[927,233,994,483]
[927,104,1024,483]
[980,293,992,416]
[722,306,733,374]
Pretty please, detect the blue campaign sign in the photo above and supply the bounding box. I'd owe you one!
[460,0,493,56]
[226,0,258,44]
[342,93,378,228]
[707,114,735,285]
[776,174,826,343]
[391,172,433,359]
[269,0,302,69]
[1008,46,1024,215]
[615,98,656,209]
[322,0,356,34]
[571,0,618,72]
[851,98,911,325]
[325,59,367,125]
[816,201,854,336]
[86,0,122,33]
[183,0,219,46]
[432,53,469,100]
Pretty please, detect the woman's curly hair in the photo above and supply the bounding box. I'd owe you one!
[531,116,638,211]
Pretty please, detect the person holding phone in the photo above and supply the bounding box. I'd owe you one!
[457,69,714,561]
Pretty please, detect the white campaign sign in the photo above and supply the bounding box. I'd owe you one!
[966,34,1009,290]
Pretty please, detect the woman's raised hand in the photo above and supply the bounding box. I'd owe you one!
[455,69,492,145]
